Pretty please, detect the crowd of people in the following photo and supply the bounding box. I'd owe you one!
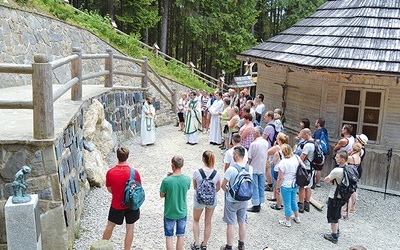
[102,88,369,250]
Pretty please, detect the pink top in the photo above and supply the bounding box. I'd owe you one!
[239,123,254,149]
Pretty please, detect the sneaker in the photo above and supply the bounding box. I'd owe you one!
[270,204,283,210]
[298,202,304,213]
[323,233,338,244]
[291,216,301,224]
[220,245,232,250]
[278,219,291,227]
[316,183,321,187]
[304,201,310,212]
[238,240,245,250]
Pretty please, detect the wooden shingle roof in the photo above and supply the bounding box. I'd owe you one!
[228,76,256,88]
[239,0,400,74]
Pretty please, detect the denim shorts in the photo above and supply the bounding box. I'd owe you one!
[223,199,248,225]
[163,216,187,237]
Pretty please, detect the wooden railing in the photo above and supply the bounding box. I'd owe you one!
[0,47,177,139]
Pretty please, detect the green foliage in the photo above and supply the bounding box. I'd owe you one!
[13,0,209,90]
[256,0,327,39]
[183,0,259,74]
[115,0,160,35]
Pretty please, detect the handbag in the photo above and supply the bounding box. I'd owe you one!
[223,124,229,134]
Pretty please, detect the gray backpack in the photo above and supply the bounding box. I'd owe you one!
[196,169,217,205]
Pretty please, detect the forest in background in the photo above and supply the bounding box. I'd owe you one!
[67,0,326,83]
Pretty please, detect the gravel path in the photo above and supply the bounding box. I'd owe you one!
[74,125,400,250]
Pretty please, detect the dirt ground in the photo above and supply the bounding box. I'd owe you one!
[74,124,400,250]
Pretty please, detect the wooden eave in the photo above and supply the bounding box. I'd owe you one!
[239,0,400,77]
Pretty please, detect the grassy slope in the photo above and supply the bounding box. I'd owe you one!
[10,0,211,90]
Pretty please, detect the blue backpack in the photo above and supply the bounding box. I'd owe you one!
[319,131,329,155]
[228,164,253,201]
[123,168,145,210]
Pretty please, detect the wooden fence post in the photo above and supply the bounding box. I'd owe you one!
[71,47,82,100]
[105,48,113,87]
[171,88,177,114]
[141,56,148,88]
[32,54,54,139]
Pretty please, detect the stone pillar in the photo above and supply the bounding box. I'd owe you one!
[5,194,42,250]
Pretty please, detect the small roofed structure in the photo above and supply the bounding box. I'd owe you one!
[228,75,256,89]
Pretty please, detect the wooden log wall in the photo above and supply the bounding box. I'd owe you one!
[256,63,400,194]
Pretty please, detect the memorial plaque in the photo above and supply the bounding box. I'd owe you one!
[154,101,161,111]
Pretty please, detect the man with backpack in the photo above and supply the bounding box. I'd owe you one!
[263,111,276,191]
[323,151,350,244]
[102,146,142,250]
[221,146,253,250]
[298,128,316,213]
[313,118,329,187]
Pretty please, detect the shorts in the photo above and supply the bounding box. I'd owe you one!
[164,216,187,237]
[193,196,217,210]
[304,169,315,188]
[327,198,346,223]
[273,170,279,180]
[223,199,248,225]
[178,112,185,122]
[108,207,140,225]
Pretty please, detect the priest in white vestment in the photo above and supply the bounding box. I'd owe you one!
[184,91,202,145]
[208,92,224,145]
[141,97,156,145]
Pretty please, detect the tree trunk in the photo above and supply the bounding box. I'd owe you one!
[160,0,168,53]
[108,0,114,20]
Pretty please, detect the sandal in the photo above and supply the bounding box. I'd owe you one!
[200,242,207,250]
[191,242,200,250]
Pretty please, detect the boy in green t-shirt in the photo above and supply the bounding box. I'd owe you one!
[160,156,191,250]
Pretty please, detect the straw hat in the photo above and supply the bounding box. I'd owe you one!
[356,134,368,145]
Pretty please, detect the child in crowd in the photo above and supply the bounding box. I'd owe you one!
[160,156,191,250]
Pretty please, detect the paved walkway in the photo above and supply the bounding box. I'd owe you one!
[0,84,111,142]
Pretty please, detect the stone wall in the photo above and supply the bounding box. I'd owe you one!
[0,4,191,249]
[0,4,140,88]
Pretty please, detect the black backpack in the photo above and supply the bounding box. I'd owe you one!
[334,165,359,201]
[295,155,311,187]
[267,124,278,146]
[303,140,325,171]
